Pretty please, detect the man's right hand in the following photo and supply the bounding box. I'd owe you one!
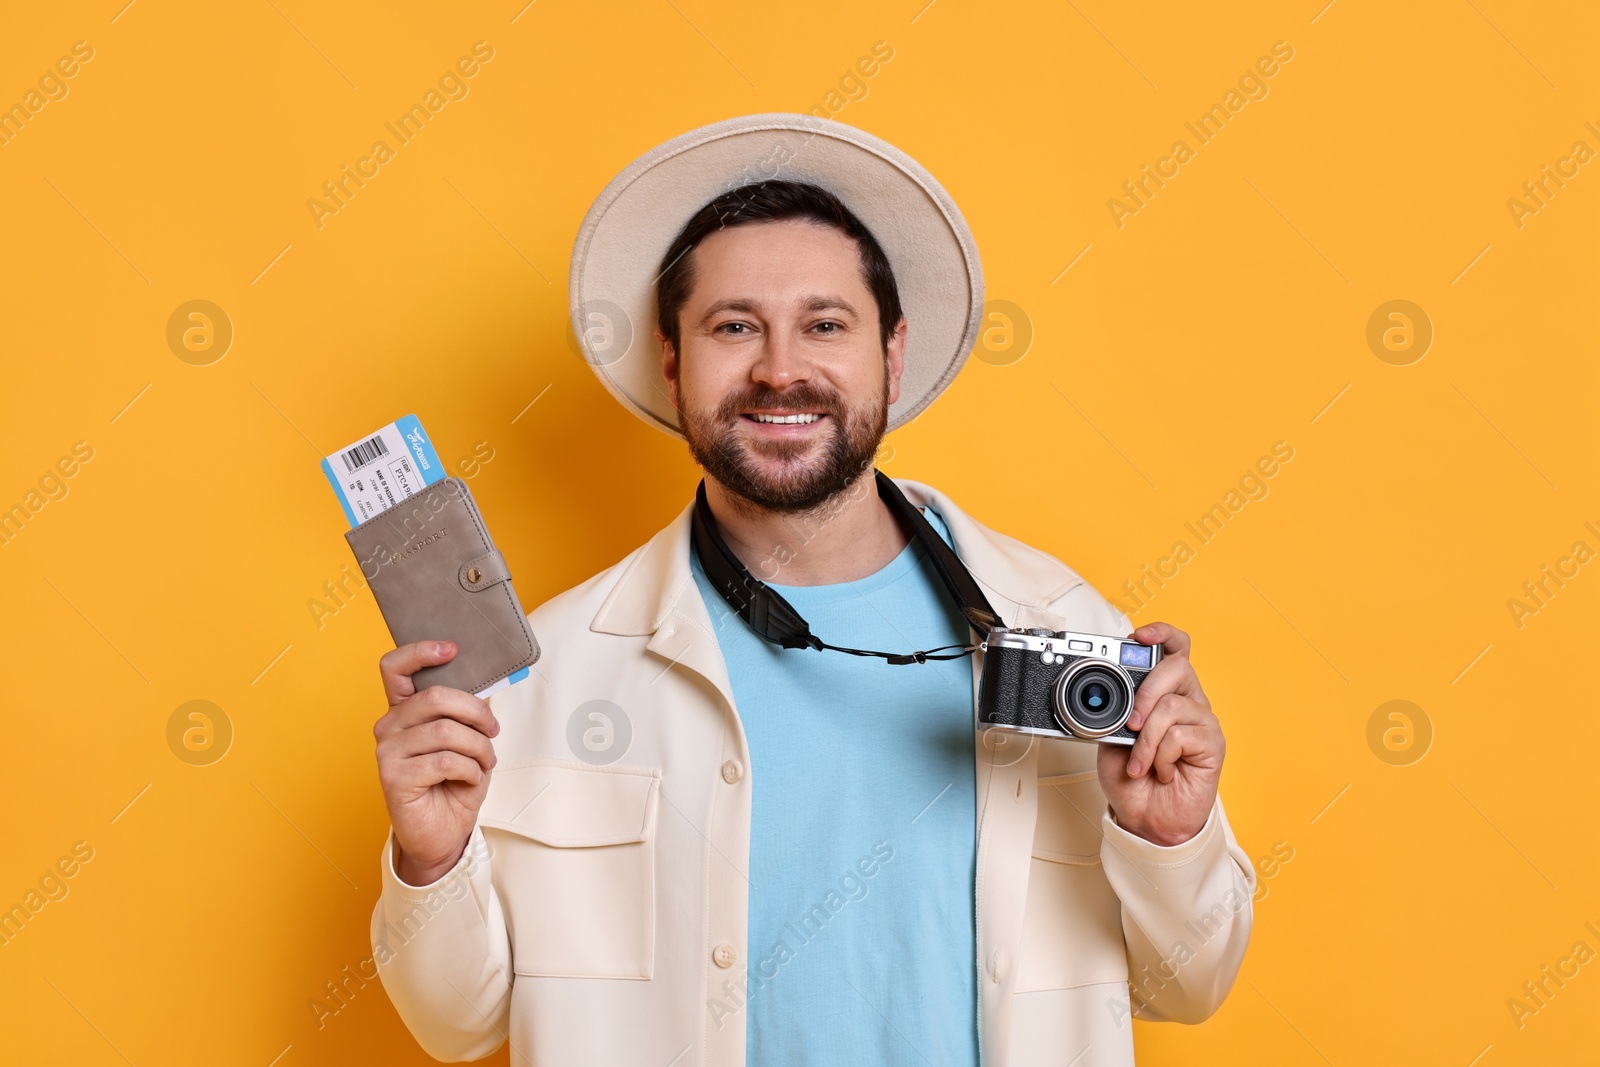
[374,640,499,887]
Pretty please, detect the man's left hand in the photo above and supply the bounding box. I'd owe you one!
[1096,622,1224,847]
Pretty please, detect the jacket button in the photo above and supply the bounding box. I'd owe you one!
[721,760,743,784]
[713,943,737,968]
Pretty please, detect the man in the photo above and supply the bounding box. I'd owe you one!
[368,114,1253,1066]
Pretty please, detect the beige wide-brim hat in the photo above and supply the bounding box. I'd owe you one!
[568,112,984,440]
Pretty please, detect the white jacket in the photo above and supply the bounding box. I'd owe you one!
[371,477,1255,1065]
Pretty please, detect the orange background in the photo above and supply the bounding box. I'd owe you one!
[1,1,1596,1064]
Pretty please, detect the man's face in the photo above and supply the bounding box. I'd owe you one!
[659,217,907,513]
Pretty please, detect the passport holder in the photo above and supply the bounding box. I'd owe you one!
[344,477,539,693]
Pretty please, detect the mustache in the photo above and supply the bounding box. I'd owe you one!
[714,384,845,421]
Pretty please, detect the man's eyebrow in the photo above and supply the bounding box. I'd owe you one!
[697,295,861,327]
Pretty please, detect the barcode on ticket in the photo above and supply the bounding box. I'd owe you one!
[319,414,446,528]
[340,435,390,474]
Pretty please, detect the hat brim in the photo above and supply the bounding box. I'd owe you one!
[568,112,984,440]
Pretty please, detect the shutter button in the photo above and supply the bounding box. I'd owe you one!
[466,566,483,584]
[721,760,743,784]
[713,943,737,968]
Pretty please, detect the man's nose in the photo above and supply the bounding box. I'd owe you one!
[750,326,810,389]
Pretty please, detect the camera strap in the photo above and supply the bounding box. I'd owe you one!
[690,470,1008,665]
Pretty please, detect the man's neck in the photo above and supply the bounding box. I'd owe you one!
[703,469,911,587]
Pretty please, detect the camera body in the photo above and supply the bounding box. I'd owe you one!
[977,627,1162,746]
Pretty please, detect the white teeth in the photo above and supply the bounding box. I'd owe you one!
[750,413,821,424]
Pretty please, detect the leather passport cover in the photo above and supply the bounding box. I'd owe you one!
[343,477,539,693]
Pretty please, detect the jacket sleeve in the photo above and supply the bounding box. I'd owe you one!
[1098,793,1255,1023]
[369,826,514,1061]
[1058,582,1256,1023]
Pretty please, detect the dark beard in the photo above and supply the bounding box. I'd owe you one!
[680,368,888,514]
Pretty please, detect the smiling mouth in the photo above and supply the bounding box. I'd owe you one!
[742,412,826,425]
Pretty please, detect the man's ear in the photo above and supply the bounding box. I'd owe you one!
[884,316,908,407]
[657,326,681,411]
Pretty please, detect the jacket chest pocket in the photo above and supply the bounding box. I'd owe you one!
[479,759,659,980]
[1016,771,1129,993]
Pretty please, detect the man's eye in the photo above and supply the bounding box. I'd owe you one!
[716,322,750,335]
[813,321,840,334]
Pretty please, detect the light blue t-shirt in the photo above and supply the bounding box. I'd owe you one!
[689,504,980,1067]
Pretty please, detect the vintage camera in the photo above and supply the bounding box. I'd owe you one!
[977,627,1162,746]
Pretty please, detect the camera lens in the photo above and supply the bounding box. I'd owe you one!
[1051,661,1135,739]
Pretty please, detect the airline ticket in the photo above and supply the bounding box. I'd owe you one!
[321,415,529,699]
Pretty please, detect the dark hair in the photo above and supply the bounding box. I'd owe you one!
[654,179,903,356]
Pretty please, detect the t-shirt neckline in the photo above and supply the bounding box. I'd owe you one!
[765,506,949,608]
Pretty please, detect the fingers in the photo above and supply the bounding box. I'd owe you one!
[1125,692,1217,778]
[380,716,498,776]
[1150,725,1197,784]
[1130,621,1191,660]
[1126,621,1205,728]
[1129,653,1205,727]
[379,640,459,706]
[387,749,490,792]
[375,683,499,743]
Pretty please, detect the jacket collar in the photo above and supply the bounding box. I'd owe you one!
[590,476,1081,644]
